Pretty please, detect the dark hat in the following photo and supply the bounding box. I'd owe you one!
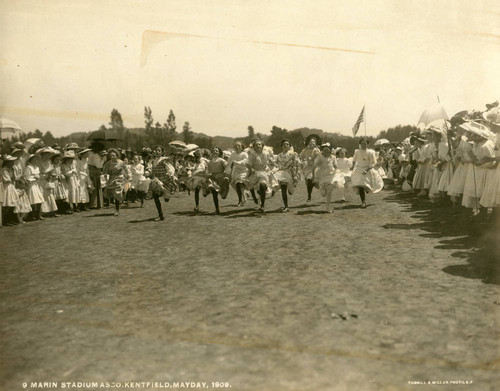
[485,100,499,110]
[11,142,25,150]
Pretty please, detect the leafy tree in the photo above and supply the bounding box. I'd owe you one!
[144,106,153,133]
[33,129,44,139]
[182,122,192,143]
[378,125,419,142]
[248,125,255,139]
[44,131,56,146]
[165,110,176,141]
[193,136,212,149]
[109,109,124,134]
[265,125,288,152]
[288,130,304,153]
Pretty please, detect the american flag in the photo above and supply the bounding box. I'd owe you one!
[352,106,365,136]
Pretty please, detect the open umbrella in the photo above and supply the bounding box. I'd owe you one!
[184,143,199,152]
[374,138,390,146]
[169,140,187,148]
[87,129,120,141]
[418,104,449,126]
[0,118,24,140]
[425,119,450,131]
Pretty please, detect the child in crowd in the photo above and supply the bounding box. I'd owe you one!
[25,154,45,220]
[51,153,68,214]
[130,154,150,207]
[1,156,21,225]
[336,148,352,202]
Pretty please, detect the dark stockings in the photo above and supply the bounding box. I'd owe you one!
[281,184,288,208]
[32,203,43,220]
[250,189,258,204]
[359,188,366,203]
[259,184,267,208]
[236,183,243,203]
[153,193,163,217]
[306,179,314,200]
[211,189,220,213]
[194,187,200,207]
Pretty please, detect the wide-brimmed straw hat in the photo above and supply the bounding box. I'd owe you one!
[482,107,500,131]
[61,150,76,160]
[64,142,80,150]
[11,142,26,150]
[78,148,92,155]
[427,125,446,136]
[36,147,57,155]
[459,121,493,139]
[3,155,17,161]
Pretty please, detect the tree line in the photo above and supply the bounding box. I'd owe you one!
[1,108,418,155]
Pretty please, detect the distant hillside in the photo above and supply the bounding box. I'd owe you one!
[48,124,417,155]
[291,127,325,137]
[212,136,235,149]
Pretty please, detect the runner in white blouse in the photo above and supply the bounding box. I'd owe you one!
[350,138,384,208]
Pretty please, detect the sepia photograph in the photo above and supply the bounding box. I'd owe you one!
[1,1,499,390]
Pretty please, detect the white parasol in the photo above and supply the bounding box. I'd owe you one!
[418,104,449,126]
[374,139,390,146]
[0,118,24,140]
[184,143,199,152]
[169,140,187,148]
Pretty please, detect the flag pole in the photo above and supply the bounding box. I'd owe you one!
[364,105,367,137]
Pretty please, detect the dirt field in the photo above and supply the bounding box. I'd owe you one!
[1,183,499,391]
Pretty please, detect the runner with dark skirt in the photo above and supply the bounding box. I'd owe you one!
[149,145,177,221]
[206,146,229,215]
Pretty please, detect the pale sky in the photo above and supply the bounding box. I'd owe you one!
[1,0,499,138]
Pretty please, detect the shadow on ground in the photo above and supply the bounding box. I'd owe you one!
[383,190,500,285]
